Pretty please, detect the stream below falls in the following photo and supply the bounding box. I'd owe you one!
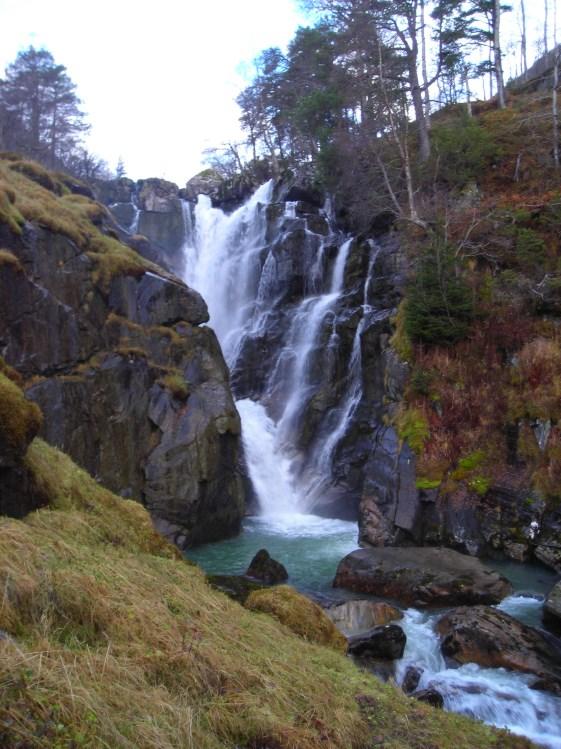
[188,517,561,749]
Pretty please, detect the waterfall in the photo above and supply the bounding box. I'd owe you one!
[181,184,355,518]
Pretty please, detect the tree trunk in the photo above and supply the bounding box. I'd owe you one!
[493,0,506,108]
[553,52,559,170]
[420,0,431,129]
[521,0,528,78]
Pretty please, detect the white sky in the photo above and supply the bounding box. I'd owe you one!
[0,0,307,184]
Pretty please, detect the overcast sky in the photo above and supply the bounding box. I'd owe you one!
[0,0,306,184]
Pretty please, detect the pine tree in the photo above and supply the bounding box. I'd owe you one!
[0,47,88,167]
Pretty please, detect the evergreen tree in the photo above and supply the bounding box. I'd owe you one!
[0,47,88,167]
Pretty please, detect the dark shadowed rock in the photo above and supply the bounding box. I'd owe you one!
[437,606,561,693]
[206,574,266,604]
[544,582,561,634]
[402,666,423,694]
[324,600,402,636]
[246,549,288,584]
[414,689,444,708]
[333,547,512,606]
[348,624,406,659]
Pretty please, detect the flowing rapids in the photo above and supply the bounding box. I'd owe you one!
[181,184,561,748]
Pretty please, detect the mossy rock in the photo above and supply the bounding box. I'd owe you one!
[245,585,347,652]
[0,372,42,463]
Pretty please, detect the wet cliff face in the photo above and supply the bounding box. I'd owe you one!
[0,159,245,548]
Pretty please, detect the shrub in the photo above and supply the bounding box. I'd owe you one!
[431,115,499,188]
[395,406,429,454]
[404,242,475,346]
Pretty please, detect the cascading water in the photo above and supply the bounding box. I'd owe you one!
[182,185,358,519]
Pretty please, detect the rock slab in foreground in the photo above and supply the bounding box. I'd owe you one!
[437,605,561,694]
[333,547,512,606]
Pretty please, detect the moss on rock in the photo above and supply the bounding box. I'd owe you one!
[0,372,42,457]
[245,585,348,652]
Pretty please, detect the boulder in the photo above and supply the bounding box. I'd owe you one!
[413,689,444,708]
[244,585,347,652]
[246,549,288,584]
[402,666,423,694]
[543,581,561,634]
[185,170,224,202]
[324,600,402,636]
[437,606,561,693]
[137,178,179,212]
[333,547,512,607]
[347,624,406,660]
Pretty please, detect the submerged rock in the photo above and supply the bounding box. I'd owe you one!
[324,599,402,636]
[347,624,406,660]
[245,585,347,652]
[333,547,512,606]
[246,549,288,584]
[437,605,561,694]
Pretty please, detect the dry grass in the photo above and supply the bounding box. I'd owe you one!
[0,435,533,749]
[0,249,23,273]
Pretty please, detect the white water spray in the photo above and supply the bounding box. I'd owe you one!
[182,185,354,521]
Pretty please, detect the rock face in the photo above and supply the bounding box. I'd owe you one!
[347,624,407,659]
[245,549,288,584]
[0,165,245,547]
[333,547,512,606]
[544,582,561,634]
[437,606,561,693]
[324,600,402,636]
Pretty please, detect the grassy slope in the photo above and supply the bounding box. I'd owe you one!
[0,438,533,749]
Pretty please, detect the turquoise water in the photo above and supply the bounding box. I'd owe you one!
[187,514,558,606]
[186,513,359,600]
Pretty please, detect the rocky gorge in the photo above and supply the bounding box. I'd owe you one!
[95,167,561,575]
[2,152,561,747]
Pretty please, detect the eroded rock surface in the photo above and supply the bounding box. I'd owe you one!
[325,600,402,636]
[333,547,512,606]
[437,605,561,693]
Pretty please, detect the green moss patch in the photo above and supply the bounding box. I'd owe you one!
[0,373,42,454]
